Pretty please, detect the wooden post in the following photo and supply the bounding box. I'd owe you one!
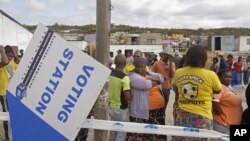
[93,0,111,141]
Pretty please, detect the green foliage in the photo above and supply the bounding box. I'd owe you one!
[23,24,250,36]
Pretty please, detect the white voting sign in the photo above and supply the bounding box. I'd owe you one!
[7,24,111,141]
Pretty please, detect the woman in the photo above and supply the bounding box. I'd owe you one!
[126,57,166,141]
[226,54,233,70]
[210,57,219,73]
[232,56,243,87]
[172,45,222,141]
[213,69,243,135]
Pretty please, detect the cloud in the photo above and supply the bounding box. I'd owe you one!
[111,0,250,28]
[27,0,48,11]
[77,5,85,10]
[1,0,250,28]
[0,0,11,3]
[50,0,64,4]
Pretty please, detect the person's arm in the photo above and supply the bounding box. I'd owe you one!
[123,90,131,101]
[146,74,160,82]
[122,76,131,101]
[0,45,9,67]
[146,75,160,86]
[213,88,221,94]
[129,72,152,91]
[212,100,222,115]
[147,71,164,84]
[212,85,223,115]
[212,71,222,94]
[169,60,175,79]
[173,85,179,107]
[12,47,20,64]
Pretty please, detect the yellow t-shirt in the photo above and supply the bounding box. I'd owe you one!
[123,63,149,75]
[123,63,135,75]
[0,61,18,96]
[173,67,221,119]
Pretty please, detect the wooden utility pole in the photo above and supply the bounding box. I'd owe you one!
[94,0,111,141]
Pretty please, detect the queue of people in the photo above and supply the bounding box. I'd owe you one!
[107,45,249,141]
[1,43,249,141]
[108,49,174,141]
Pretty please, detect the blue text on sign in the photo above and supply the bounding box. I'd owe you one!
[35,48,95,123]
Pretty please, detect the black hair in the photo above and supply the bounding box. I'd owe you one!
[185,45,207,68]
[227,54,233,59]
[217,68,231,77]
[246,84,250,107]
[117,49,122,53]
[4,45,14,54]
[178,55,186,69]
[213,57,218,63]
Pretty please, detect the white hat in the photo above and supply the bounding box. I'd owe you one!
[218,52,224,56]
[161,46,174,57]
[174,50,180,56]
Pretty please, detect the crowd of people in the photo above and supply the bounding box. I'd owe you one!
[0,44,250,141]
[210,53,250,88]
[0,45,20,141]
[107,45,250,141]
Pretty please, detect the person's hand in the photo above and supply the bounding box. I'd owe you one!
[0,45,4,52]
[11,46,19,57]
[10,46,20,64]
[146,75,154,80]
[151,80,158,86]
[212,101,222,115]
[169,57,173,62]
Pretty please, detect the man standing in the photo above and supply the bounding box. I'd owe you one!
[0,45,20,141]
[151,46,175,109]
[108,54,131,141]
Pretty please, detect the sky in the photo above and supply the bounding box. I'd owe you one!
[1,0,250,29]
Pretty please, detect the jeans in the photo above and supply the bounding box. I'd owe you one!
[109,108,129,141]
[0,96,9,141]
[232,72,242,86]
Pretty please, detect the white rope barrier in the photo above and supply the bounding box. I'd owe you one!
[0,112,229,140]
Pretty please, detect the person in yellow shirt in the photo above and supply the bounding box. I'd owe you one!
[0,45,20,141]
[172,45,222,141]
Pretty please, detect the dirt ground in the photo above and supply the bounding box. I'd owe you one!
[0,87,247,141]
